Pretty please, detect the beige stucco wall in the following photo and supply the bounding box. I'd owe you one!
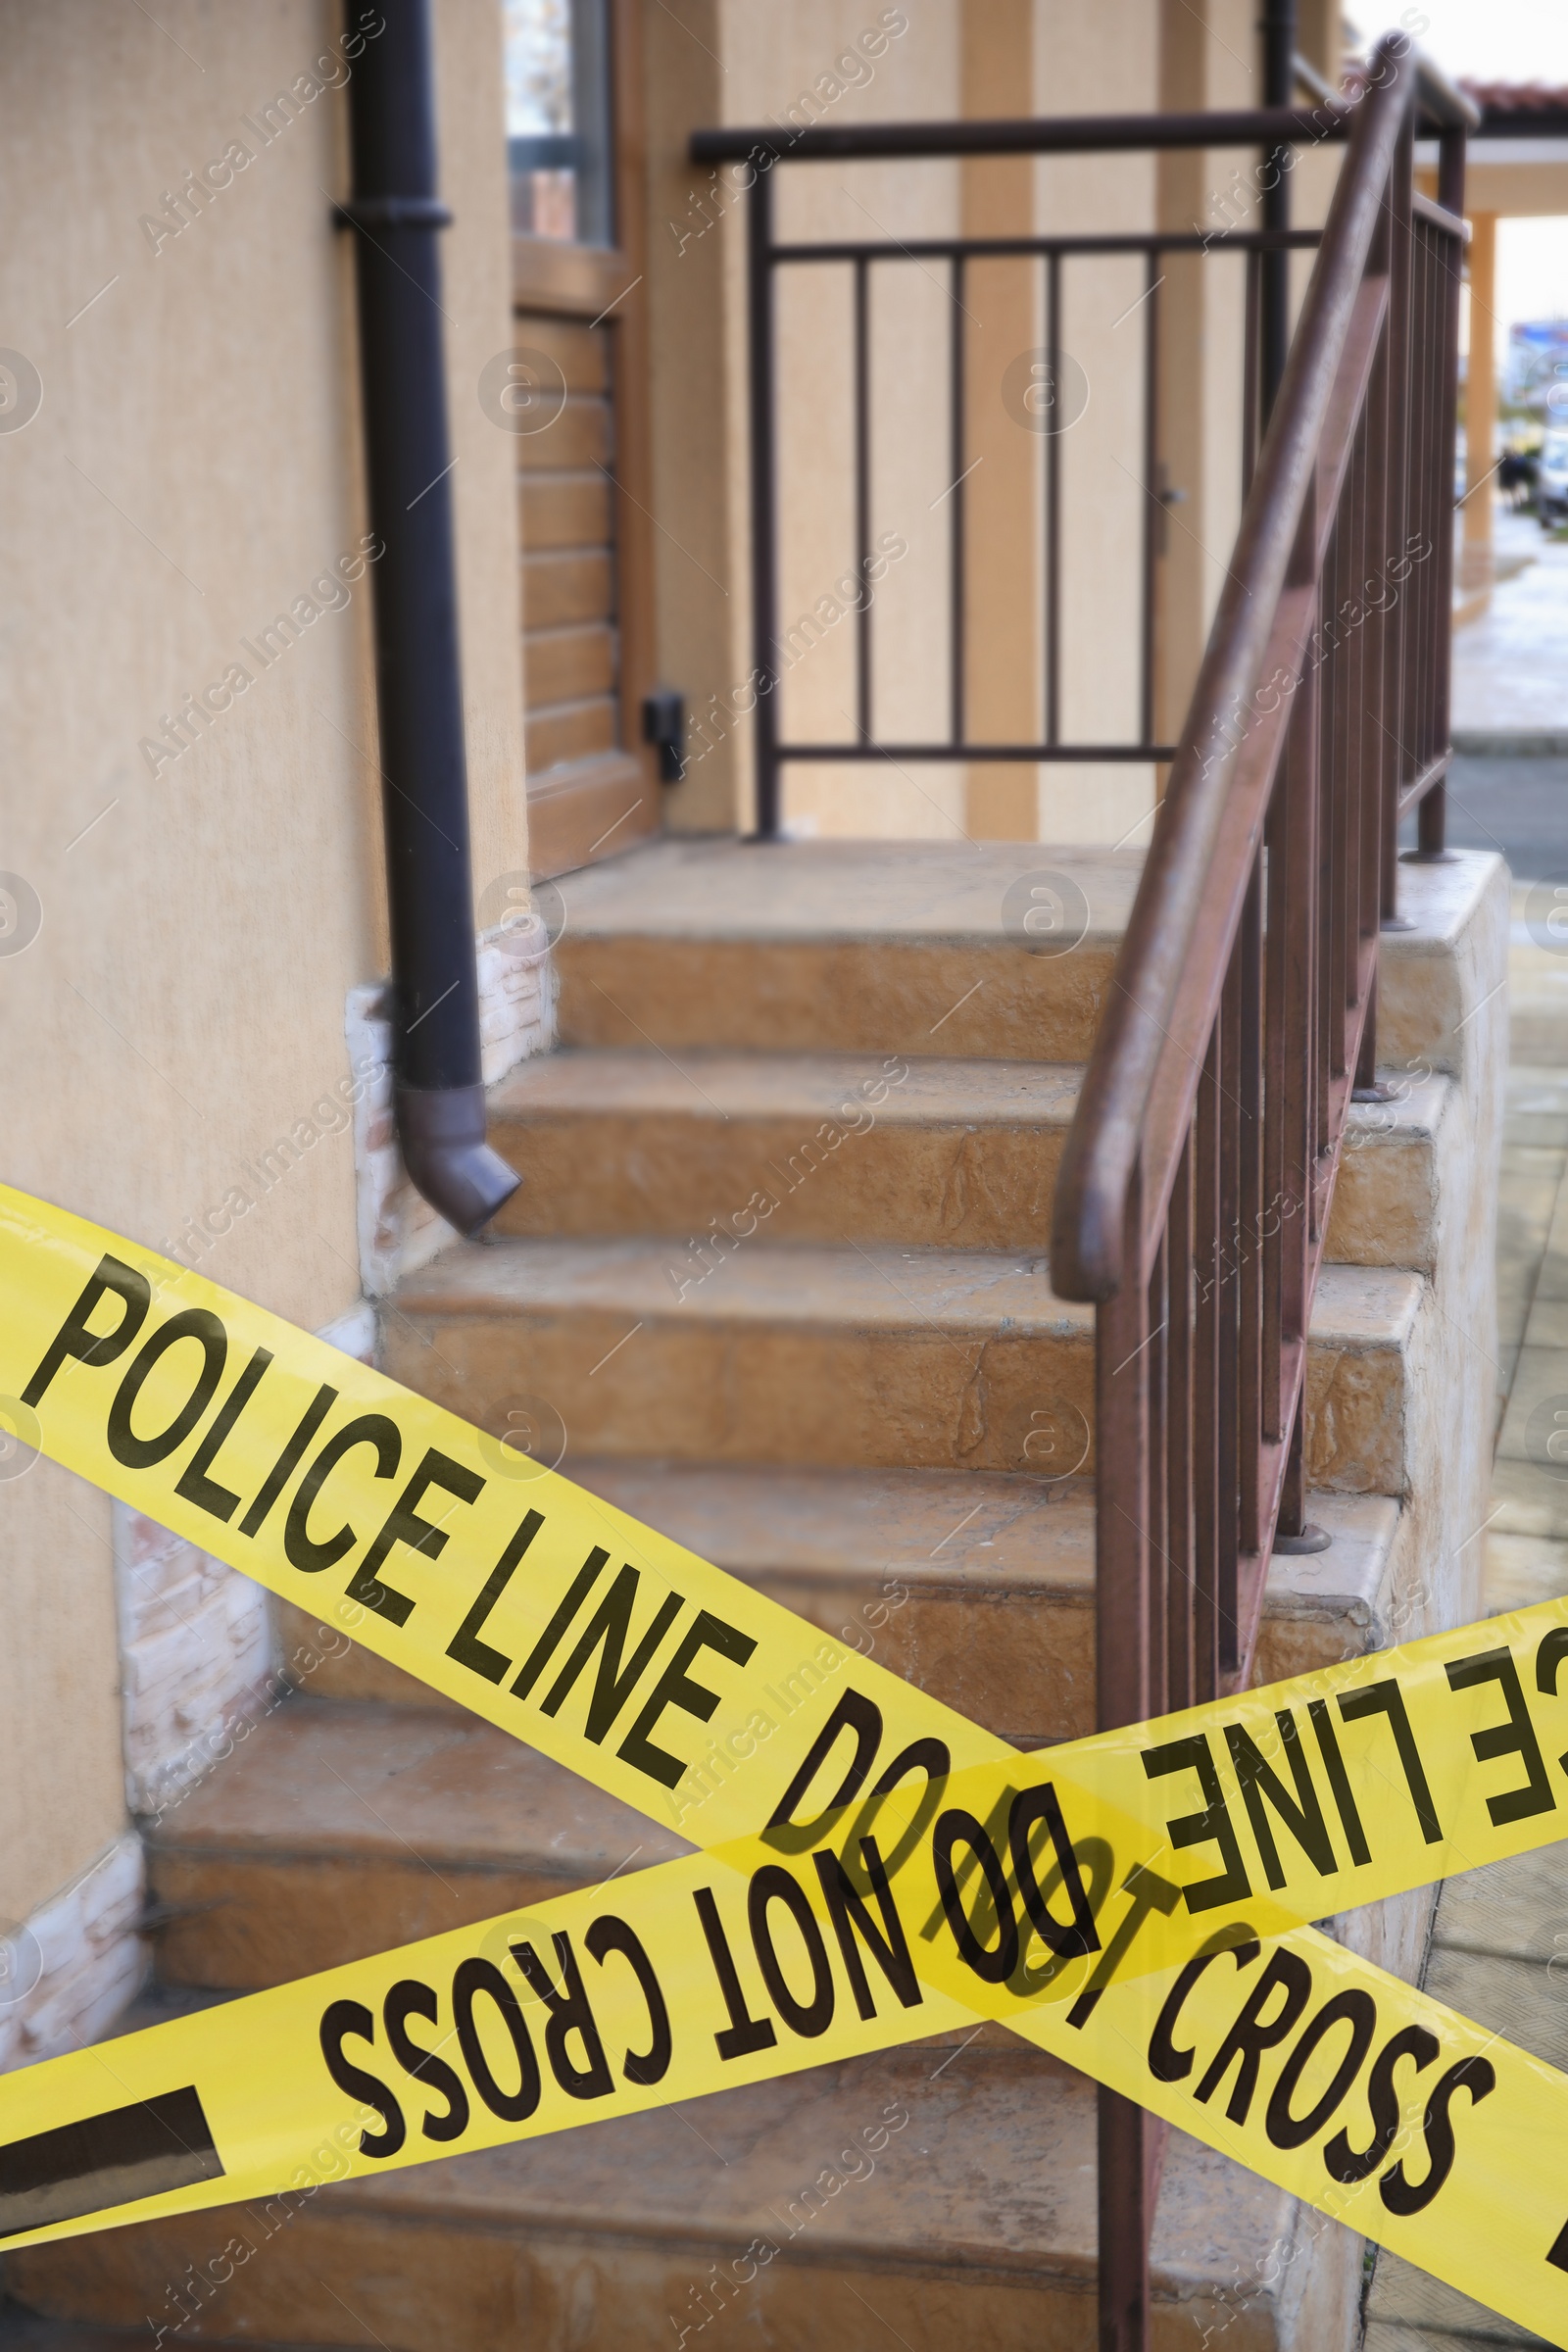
[1035,0,1159,846]
[0,0,523,1927]
[643,0,966,842]
[646,0,1272,848]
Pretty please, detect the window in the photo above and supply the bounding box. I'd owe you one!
[504,0,612,248]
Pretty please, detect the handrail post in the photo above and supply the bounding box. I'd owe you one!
[746,163,780,840]
[1376,117,1410,929]
[1099,2091,1153,2351]
[1096,1174,1154,2345]
[1418,119,1468,859]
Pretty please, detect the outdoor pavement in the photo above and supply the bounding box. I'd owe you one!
[1403,511,1568,881]
[1367,513,1568,2350]
[1451,509,1568,739]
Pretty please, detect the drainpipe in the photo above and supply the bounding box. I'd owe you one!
[337,0,520,1235]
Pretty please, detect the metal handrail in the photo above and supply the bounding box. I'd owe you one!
[691,102,1353,164]
[1051,38,1423,1305]
[1029,36,1467,2347]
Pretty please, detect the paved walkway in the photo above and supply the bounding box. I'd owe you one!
[1452,508,1568,738]
[1365,924,1568,2351]
[1369,506,1568,2343]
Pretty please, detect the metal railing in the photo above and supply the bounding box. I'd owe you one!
[1048,37,1471,2350]
[697,36,1470,2349]
[695,103,1363,839]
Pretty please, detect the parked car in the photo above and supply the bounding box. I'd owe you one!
[1540,428,1568,525]
[1499,448,1539,508]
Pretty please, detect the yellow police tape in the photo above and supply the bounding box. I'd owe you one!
[5,1185,1568,2335]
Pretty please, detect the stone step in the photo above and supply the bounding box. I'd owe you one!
[172,1477,1403,1993]
[489,1050,1076,1250]
[552,839,1140,1063]
[486,1045,1453,1269]
[384,1237,1427,1490]
[277,1470,1405,1745]
[143,1697,688,1992]
[5,2039,1359,2351]
[548,838,1495,1078]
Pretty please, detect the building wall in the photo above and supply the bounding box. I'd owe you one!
[1034,0,1160,846]
[0,0,524,1951]
[642,0,965,842]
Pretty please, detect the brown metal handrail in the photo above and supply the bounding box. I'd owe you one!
[1049,32,1471,2352]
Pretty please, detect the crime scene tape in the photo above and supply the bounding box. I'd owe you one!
[5,1185,1568,2334]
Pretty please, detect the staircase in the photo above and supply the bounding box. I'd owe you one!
[2,834,1503,2352]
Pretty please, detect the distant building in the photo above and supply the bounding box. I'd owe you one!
[1507,318,1568,410]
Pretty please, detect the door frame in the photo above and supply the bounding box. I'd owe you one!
[515,0,660,881]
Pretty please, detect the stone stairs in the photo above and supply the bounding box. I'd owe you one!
[4,841,1507,2352]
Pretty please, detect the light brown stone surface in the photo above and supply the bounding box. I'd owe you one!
[387,1241,1421,1489]
[388,1235,1096,1473]
[491,1050,1079,1248]
[553,840,1143,1061]
[1329,1078,1451,1276]
[145,1699,685,1989]
[279,1475,1401,1747]
[8,2041,1351,2352]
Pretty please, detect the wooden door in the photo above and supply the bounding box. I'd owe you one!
[506,0,659,880]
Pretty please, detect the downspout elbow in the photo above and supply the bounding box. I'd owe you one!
[343,0,522,1242]
[396,1082,520,1238]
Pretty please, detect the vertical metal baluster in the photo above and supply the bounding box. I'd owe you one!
[1280,1389,1310,1554]
[1316,521,1337,1188]
[1325,500,1348,1091]
[1278,667,1318,1535]
[854,254,871,745]
[1148,1235,1169,1713]
[747,169,780,838]
[1404,199,1423,786]
[1218,936,1243,1672]
[1422,223,1442,784]
[1263,777,1288,1445]
[1194,1019,1221,1699]
[1419,183,1452,853]
[1429,123,1467,849]
[1167,1129,1195,1711]
[1242,245,1260,501]
[1396,114,1446,857]
[1345,433,1364,1031]
[1315,511,1334,1124]
[1141,250,1160,751]
[1096,1174,1152,2352]
[1047,250,1061,749]
[951,252,965,750]
[1239,853,1263,1562]
[1099,2090,1153,2352]
[1419,230,1439,800]
[1338,436,1357,1051]
[1382,138,1413,910]
[1098,1176,1152,1735]
[1355,303,1391,1089]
